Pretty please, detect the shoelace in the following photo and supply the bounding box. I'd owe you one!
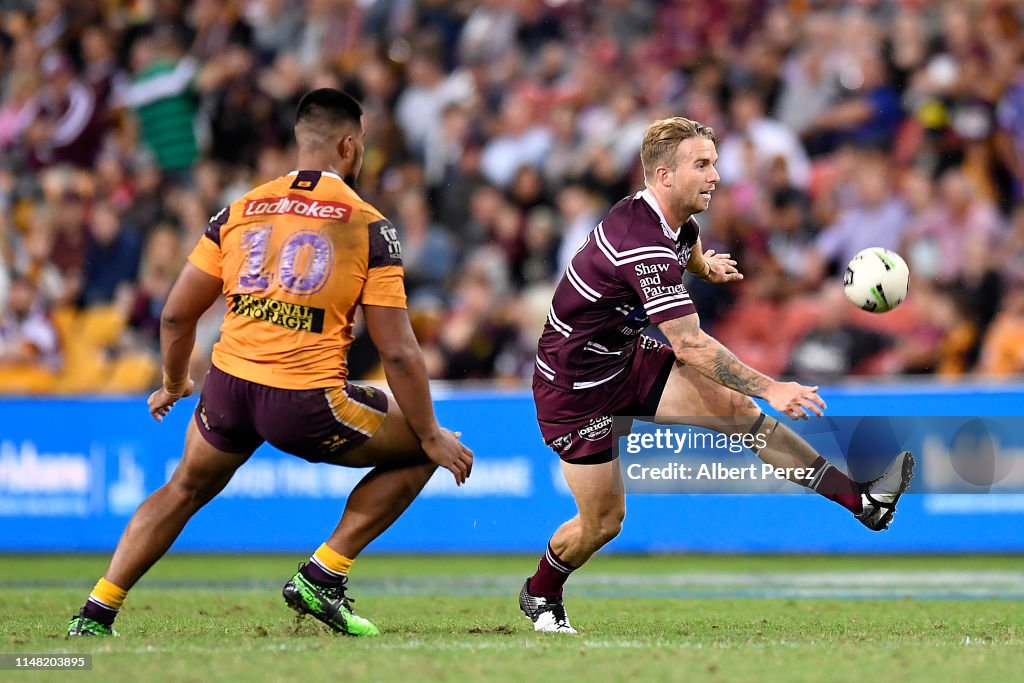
[545,602,570,627]
[321,580,357,612]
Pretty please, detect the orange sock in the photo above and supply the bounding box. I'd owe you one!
[89,577,127,610]
[312,543,354,576]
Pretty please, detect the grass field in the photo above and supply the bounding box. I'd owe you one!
[2,554,1024,682]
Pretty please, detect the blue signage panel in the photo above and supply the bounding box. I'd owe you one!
[1,384,1023,553]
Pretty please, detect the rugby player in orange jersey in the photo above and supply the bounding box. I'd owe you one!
[68,89,473,637]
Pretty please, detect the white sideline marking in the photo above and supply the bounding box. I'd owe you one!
[13,571,1024,600]
[357,571,1024,599]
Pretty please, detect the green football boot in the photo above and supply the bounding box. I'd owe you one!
[282,565,379,636]
[67,609,118,637]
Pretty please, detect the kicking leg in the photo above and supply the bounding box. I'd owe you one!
[655,362,913,529]
[521,458,624,634]
[69,419,251,636]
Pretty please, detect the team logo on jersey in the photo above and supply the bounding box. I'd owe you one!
[678,243,694,266]
[243,195,352,221]
[231,294,325,333]
[638,336,663,351]
[578,415,613,442]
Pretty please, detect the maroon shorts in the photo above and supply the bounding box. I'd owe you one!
[194,365,389,462]
[533,336,675,464]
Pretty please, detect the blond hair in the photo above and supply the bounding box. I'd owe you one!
[640,117,716,182]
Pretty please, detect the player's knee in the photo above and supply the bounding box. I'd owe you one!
[584,507,624,546]
[166,472,218,510]
[596,516,623,545]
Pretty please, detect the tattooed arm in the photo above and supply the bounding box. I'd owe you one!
[659,314,771,397]
[658,315,825,419]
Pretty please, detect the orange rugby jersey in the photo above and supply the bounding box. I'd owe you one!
[188,170,406,389]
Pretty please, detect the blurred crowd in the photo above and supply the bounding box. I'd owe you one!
[1,0,1024,394]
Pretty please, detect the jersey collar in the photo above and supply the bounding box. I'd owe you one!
[288,170,343,181]
[638,188,681,241]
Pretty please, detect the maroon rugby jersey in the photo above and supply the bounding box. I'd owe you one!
[535,189,699,392]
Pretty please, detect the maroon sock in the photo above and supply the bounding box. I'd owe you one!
[808,456,863,514]
[301,561,345,587]
[82,598,118,627]
[528,544,578,598]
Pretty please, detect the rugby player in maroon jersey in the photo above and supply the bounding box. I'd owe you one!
[520,117,914,633]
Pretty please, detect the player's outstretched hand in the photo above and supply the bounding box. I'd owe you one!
[148,379,195,422]
[422,429,474,486]
[702,249,743,284]
[765,381,826,420]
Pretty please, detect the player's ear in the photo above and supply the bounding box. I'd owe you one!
[338,135,353,160]
[658,166,672,188]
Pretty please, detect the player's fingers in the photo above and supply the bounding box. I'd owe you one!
[715,252,731,259]
[704,249,716,258]
[807,391,826,409]
[803,399,824,417]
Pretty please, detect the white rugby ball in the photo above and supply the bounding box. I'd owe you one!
[843,248,909,313]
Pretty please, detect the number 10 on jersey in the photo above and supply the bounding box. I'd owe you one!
[238,226,334,295]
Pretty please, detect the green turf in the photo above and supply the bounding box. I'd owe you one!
[2,555,1023,682]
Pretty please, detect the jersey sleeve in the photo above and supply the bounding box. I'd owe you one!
[618,254,695,323]
[362,216,407,309]
[187,205,229,278]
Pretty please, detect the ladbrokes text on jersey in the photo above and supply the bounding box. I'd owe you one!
[243,196,352,221]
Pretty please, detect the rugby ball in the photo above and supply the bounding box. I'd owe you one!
[843,248,909,313]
